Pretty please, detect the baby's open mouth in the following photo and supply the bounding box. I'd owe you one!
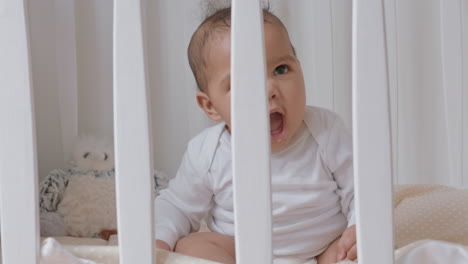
[270,112,284,136]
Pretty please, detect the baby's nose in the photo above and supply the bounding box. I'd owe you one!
[267,82,279,99]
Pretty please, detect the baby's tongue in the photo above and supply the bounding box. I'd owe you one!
[270,112,283,134]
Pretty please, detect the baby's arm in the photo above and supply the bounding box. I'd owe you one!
[325,116,357,261]
[154,151,213,250]
[326,115,355,226]
[317,225,357,264]
[336,225,357,261]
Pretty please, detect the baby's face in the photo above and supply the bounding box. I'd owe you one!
[197,23,306,153]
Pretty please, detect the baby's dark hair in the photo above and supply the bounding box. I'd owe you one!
[188,6,295,92]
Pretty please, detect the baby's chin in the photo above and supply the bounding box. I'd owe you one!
[270,134,291,153]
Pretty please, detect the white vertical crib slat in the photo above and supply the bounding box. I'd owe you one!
[352,0,394,264]
[0,0,40,263]
[231,0,273,263]
[440,0,464,188]
[113,0,155,263]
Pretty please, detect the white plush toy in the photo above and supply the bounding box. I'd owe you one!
[39,136,169,238]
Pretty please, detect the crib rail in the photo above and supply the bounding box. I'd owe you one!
[231,0,273,263]
[113,0,155,263]
[352,0,394,263]
[0,0,40,263]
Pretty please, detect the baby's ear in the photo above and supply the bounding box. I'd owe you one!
[196,91,222,122]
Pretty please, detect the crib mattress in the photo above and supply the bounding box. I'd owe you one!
[40,236,220,264]
[39,237,468,264]
[38,184,468,264]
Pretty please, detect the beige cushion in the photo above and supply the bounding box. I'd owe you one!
[394,184,468,248]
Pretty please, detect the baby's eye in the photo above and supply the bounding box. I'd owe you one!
[274,65,289,75]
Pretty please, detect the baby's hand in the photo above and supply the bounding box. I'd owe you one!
[337,225,357,261]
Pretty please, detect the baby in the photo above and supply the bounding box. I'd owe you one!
[155,6,357,264]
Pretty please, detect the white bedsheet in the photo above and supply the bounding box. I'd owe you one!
[39,237,219,264]
[36,237,468,264]
[395,240,468,264]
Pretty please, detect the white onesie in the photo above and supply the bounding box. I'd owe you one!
[155,106,355,260]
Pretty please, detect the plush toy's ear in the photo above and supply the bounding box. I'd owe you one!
[72,135,114,171]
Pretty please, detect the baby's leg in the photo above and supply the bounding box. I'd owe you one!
[316,236,341,264]
[174,232,235,264]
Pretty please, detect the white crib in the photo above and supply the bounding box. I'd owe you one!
[2,0,463,263]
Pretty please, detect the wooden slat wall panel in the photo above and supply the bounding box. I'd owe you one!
[383,0,400,184]
[352,0,394,263]
[113,0,155,263]
[309,0,335,111]
[55,0,79,165]
[440,0,464,187]
[331,0,353,130]
[231,0,273,263]
[0,0,40,263]
[463,0,468,188]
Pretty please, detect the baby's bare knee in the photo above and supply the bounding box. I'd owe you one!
[174,232,235,263]
[173,233,203,253]
[317,236,341,264]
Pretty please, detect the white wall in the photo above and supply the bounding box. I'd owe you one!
[394,0,448,184]
[75,1,114,142]
[390,0,468,186]
[28,0,468,188]
[145,0,215,178]
[28,0,65,180]
[463,0,468,187]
